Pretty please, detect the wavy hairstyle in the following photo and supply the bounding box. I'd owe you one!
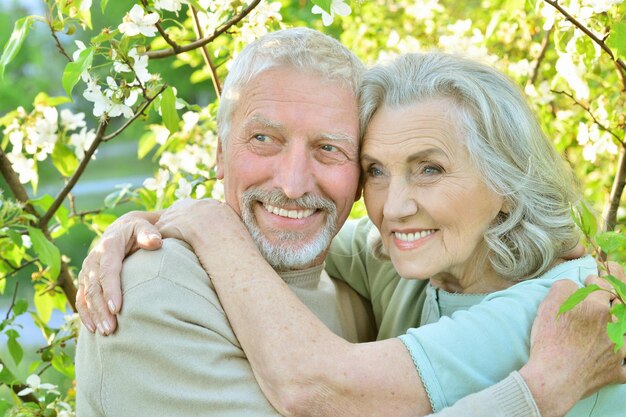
[360,53,580,281]
[217,27,364,146]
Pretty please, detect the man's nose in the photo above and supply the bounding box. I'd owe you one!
[383,176,418,220]
[273,143,315,199]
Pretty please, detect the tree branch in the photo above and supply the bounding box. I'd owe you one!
[551,89,625,148]
[191,6,222,98]
[140,0,182,53]
[46,11,74,62]
[147,0,261,59]
[102,84,168,141]
[0,149,39,218]
[529,26,553,85]
[39,120,108,229]
[602,144,626,232]
[5,281,19,320]
[543,0,626,73]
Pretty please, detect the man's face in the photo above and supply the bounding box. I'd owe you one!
[216,67,361,270]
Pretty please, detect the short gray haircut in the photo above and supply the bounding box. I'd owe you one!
[361,53,580,281]
[217,28,364,145]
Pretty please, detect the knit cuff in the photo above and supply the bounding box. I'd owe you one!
[492,371,541,417]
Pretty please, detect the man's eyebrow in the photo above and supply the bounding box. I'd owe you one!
[244,115,282,130]
[320,132,356,142]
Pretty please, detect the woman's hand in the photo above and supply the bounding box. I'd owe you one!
[77,210,163,335]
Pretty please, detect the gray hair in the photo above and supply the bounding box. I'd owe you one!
[217,28,364,145]
[361,53,580,281]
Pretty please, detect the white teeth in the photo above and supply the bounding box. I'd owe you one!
[264,204,315,219]
[394,230,436,242]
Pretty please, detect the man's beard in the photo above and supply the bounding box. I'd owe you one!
[240,188,338,271]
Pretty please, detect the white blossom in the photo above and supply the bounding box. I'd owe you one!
[144,169,170,198]
[18,374,59,397]
[211,180,224,200]
[118,5,159,37]
[175,178,192,199]
[7,153,36,184]
[195,184,207,199]
[239,2,282,42]
[60,109,86,131]
[129,48,151,84]
[153,125,170,145]
[312,0,351,26]
[154,0,188,13]
[405,0,443,20]
[555,52,589,99]
[24,107,58,160]
[21,235,32,249]
[72,40,87,61]
[182,111,199,133]
[70,127,97,160]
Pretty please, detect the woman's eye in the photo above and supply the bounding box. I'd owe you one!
[422,165,442,175]
[367,166,384,177]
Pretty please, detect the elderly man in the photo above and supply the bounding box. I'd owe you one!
[76,28,624,417]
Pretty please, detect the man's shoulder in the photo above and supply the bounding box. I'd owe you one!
[121,238,213,296]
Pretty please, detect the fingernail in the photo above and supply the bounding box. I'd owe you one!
[108,299,116,314]
[102,320,111,335]
[97,323,105,335]
[147,233,160,240]
[86,322,96,333]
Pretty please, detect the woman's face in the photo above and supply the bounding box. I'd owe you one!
[362,98,504,282]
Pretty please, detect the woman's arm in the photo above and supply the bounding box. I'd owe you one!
[156,198,431,417]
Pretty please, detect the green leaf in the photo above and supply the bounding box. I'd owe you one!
[138,130,157,159]
[33,286,67,324]
[30,194,54,212]
[62,47,93,99]
[607,303,626,351]
[161,86,180,135]
[0,399,10,416]
[27,227,61,279]
[597,232,626,255]
[602,274,626,303]
[311,0,333,14]
[52,143,79,177]
[101,0,111,14]
[607,22,626,61]
[187,0,207,12]
[104,183,133,208]
[51,352,75,378]
[33,92,72,107]
[91,28,116,45]
[13,299,28,316]
[0,363,16,385]
[0,16,38,79]
[7,331,23,365]
[571,202,597,239]
[558,284,602,315]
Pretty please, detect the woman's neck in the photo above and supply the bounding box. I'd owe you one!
[429,248,513,294]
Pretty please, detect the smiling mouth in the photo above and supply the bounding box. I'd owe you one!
[393,229,437,242]
[263,203,316,219]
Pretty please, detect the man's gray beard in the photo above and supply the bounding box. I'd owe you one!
[240,188,338,271]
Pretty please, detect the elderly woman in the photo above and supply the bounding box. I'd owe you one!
[146,53,625,416]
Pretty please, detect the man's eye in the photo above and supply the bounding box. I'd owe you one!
[255,134,272,143]
[320,144,338,152]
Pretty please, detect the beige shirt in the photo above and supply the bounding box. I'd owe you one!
[75,238,375,417]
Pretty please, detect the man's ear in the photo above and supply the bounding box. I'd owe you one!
[216,140,225,180]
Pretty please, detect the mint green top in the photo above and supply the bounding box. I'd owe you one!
[327,218,625,416]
